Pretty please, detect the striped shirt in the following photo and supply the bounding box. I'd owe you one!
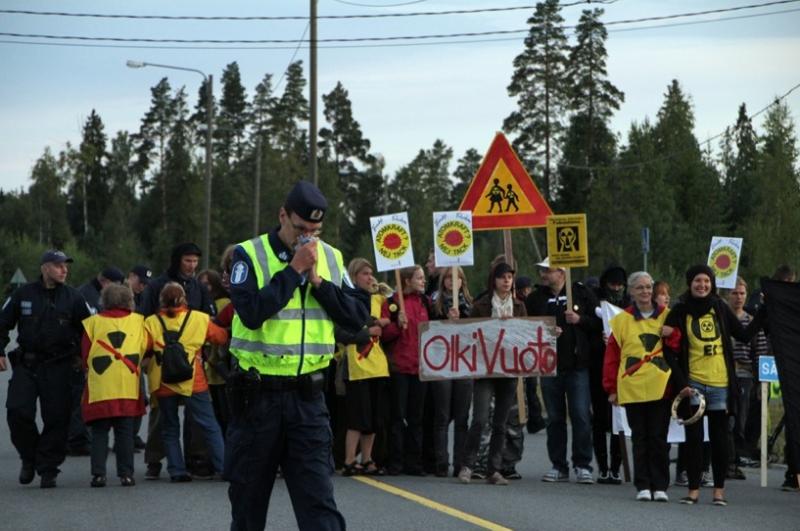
[731,311,769,378]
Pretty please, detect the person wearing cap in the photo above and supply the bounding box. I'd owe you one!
[527,256,600,485]
[137,242,216,480]
[128,265,152,308]
[662,265,765,506]
[0,249,92,488]
[226,180,367,530]
[68,266,126,456]
[458,262,527,486]
[589,264,629,485]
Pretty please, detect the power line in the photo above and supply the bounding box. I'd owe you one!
[1,1,797,44]
[331,0,429,7]
[0,1,610,21]
[1,6,798,50]
[274,22,310,92]
[558,81,800,173]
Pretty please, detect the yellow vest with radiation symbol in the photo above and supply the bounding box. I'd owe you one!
[230,235,344,376]
[343,293,390,381]
[144,311,209,397]
[82,313,147,404]
[687,310,727,386]
[610,309,672,405]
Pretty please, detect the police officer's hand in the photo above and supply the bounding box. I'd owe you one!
[368,325,382,337]
[290,241,318,275]
[308,264,323,288]
[0,357,7,371]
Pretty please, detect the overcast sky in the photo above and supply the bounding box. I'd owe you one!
[1,0,799,192]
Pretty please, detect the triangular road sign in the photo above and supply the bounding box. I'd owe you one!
[459,132,552,230]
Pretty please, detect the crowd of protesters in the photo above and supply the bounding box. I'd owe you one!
[1,241,798,507]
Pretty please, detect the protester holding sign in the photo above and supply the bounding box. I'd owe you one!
[430,266,473,477]
[663,265,764,506]
[381,265,431,476]
[603,272,672,502]
[458,262,526,486]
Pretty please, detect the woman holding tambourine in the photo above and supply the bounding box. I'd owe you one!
[663,265,764,506]
[603,271,673,502]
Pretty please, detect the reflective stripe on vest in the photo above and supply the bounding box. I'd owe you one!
[230,236,345,376]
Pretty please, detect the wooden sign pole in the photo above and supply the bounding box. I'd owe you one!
[503,229,528,425]
[451,266,458,317]
[760,381,768,487]
[394,269,407,329]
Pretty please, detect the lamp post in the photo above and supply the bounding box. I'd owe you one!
[127,60,214,269]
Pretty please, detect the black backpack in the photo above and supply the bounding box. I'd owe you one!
[156,310,194,384]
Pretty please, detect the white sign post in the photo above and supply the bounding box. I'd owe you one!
[707,236,743,289]
[759,355,780,487]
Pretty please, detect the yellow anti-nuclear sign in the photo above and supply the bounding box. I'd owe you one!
[546,214,589,268]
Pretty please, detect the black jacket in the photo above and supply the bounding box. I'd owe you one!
[0,279,91,360]
[526,282,600,372]
[78,278,102,313]
[664,294,765,417]
[137,245,215,317]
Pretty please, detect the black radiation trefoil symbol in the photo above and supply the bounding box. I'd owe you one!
[624,333,669,373]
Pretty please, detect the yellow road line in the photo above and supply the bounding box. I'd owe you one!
[352,476,512,531]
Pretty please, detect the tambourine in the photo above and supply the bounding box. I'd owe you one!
[671,389,706,426]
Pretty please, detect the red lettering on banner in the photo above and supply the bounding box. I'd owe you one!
[451,333,476,373]
[423,335,450,371]
[477,328,505,374]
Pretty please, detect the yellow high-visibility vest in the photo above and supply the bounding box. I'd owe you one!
[610,308,672,405]
[230,235,344,376]
[83,313,147,403]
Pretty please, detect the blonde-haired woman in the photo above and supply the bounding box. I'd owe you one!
[144,282,228,482]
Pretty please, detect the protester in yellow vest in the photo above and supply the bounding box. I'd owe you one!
[81,284,147,488]
[226,180,367,531]
[143,282,228,483]
[335,258,391,476]
[603,271,672,502]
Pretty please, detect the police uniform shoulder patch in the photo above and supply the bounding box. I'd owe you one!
[231,261,249,285]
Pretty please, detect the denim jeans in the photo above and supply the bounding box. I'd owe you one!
[540,368,593,472]
[159,391,224,477]
[463,378,516,474]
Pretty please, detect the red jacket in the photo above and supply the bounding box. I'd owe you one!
[381,292,430,375]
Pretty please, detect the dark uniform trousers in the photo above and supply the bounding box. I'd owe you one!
[225,387,345,531]
[6,357,72,475]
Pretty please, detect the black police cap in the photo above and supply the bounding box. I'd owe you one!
[41,249,73,265]
[285,180,327,223]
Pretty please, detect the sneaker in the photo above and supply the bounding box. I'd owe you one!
[458,466,472,484]
[542,468,569,482]
[91,475,106,488]
[738,456,759,468]
[674,471,688,487]
[145,463,161,480]
[575,467,594,484]
[487,472,509,486]
[19,462,35,485]
[596,471,611,484]
[781,475,800,492]
[501,469,522,480]
[526,418,546,434]
[712,497,728,506]
[636,489,652,501]
[726,466,746,480]
[471,470,487,480]
[170,475,192,483]
[609,471,622,485]
[40,473,57,489]
[701,471,714,488]
[653,490,669,502]
[120,476,136,487]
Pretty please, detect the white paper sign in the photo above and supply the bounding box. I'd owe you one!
[707,236,743,289]
[432,211,474,267]
[612,405,708,443]
[370,212,415,272]
[600,301,623,337]
[418,317,557,381]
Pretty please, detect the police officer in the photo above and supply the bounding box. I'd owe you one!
[227,180,367,531]
[0,250,91,488]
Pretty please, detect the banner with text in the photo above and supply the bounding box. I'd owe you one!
[418,317,558,381]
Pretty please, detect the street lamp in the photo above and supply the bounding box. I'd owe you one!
[127,60,214,269]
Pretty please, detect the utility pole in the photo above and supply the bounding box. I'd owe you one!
[203,75,213,269]
[309,0,318,186]
[254,137,262,237]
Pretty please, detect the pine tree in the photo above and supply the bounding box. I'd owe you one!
[251,73,278,144]
[273,61,309,154]
[28,148,71,246]
[319,82,370,170]
[68,110,109,237]
[216,62,249,165]
[504,0,569,201]
[558,8,623,212]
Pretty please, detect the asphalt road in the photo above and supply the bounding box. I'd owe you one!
[1,340,797,530]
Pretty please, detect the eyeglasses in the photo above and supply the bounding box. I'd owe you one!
[291,222,322,238]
